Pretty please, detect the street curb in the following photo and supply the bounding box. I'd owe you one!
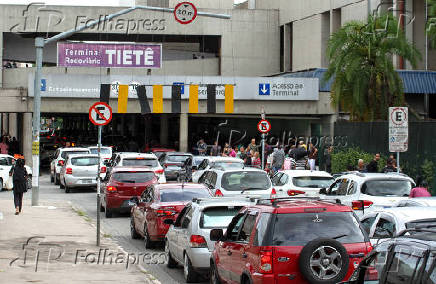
[138,263,162,284]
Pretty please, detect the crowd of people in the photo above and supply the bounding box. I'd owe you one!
[0,134,20,156]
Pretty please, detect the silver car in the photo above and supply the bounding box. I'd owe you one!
[59,154,105,193]
[164,197,256,282]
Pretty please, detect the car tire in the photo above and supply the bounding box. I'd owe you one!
[241,275,252,284]
[143,225,154,249]
[209,261,221,284]
[54,174,60,185]
[130,216,140,239]
[105,206,113,218]
[0,178,3,191]
[65,183,70,193]
[298,238,349,284]
[184,254,199,283]
[165,240,177,268]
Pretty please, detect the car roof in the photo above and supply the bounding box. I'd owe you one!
[60,147,90,152]
[191,198,256,209]
[336,172,414,183]
[0,154,14,158]
[67,153,99,158]
[119,153,157,159]
[156,183,207,189]
[88,146,111,149]
[207,157,244,162]
[212,168,266,173]
[111,166,155,173]
[370,207,436,223]
[251,198,352,214]
[166,152,193,156]
[279,170,333,178]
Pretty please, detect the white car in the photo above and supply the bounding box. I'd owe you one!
[271,170,334,197]
[0,154,32,191]
[111,152,165,183]
[394,197,436,207]
[191,156,244,183]
[360,207,436,246]
[50,147,91,185]
[88,146,112,161]
[198,168,273,198]
[320,173,415,218]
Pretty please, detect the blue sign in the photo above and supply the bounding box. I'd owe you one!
[259,83,270,95]
[173,82,184,94]
[41,79,46,91]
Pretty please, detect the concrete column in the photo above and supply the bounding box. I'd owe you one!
[0,32,3,88]
[179,113,188,152]
[23,113,32,166]
[284,24,292,72]
[3,113,9,136]
[9,113,18,138]
[248,0,256,9]
[160,114,168,147]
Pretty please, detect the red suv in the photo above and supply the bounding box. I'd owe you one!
[209,198,372,284]
[101,167,158,218]
[130,183,211,248]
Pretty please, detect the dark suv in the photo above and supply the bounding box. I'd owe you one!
[343,228,436,284]
[209,197,372,284]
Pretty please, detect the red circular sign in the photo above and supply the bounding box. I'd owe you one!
[174,2,197,24]
[89,102,112,126]
[257,120,271,133]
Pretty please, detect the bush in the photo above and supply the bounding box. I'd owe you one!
[421,159,435,194]
[331,147,386,173]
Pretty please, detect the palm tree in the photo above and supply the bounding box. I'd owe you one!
[323,13,421,121]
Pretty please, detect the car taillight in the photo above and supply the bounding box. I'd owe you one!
[155,169,164,174]
[101,166,107,173]
[215,189,223,197]
[156,209,176,216]
[57,160,65,166]
[287,189,306,196]
[190,235,207,248]
[107,186,117,192]
[259,250,273,273]
[352,200,373,210]
[66,168,72,175]
[270,188,277,200]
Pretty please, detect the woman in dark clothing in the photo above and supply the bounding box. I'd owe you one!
[10,158,27,215]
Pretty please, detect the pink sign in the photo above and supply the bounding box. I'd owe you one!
[57,42,162,68]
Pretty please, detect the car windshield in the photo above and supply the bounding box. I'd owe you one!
[292,176,334,188]
[212,161,244,170]
[221,171,271,191]
[111,172,155,183]
[61,151,89,159]
[362,180,412,197]
[160,188,210,202]
[271,212,366,246]
[193,157,206,166]
[71,157,99,166]
[200,206,242,228]
[0,157,14,166]
[89,148,111,155]
[406,219,436,231]
[122,158,158,167]
[167,155,190,163]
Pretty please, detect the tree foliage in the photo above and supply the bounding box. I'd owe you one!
[429,0,436,48]
[323,13,421,121]
[331,147,386,173]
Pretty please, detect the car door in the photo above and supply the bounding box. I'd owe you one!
[276,173,290,196]
[192,159,208,183]
[133,189,149,234]
[176,206,193,261]
[167,205,189,264]
[360,213,379,236]
[142,186,155,236]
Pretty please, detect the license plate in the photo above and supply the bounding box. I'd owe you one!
[83,179,93,184]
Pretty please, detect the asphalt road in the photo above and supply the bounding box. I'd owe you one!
[0,173,207,284]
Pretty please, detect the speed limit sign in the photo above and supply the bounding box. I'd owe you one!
[174,2,197,24]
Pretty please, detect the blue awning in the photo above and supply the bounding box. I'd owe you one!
[280,68,436,94]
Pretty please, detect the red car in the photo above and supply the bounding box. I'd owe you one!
[130,183,211,248]
[209,198,372,284]
[101,167,158,218]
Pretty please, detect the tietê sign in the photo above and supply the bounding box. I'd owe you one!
[57,42,162,68]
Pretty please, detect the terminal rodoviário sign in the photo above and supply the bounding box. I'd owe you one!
[389,107,408,152]
[57,42,162,68]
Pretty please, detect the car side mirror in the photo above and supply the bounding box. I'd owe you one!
[319,187,327,195]
[210,228,224,241]
[164,219,174,225]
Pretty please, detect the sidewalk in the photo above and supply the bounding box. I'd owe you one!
[0,199,157,284]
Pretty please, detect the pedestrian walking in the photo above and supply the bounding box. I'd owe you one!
[308,142,318,171]
[0,136,9,154]
[10,158,28,215]
[366,153,380,173]
[410,180,432,198]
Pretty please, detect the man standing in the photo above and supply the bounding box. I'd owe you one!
[366,153,380,173]
[382,158,396,173]
[272,146,285,173]
[247,138,259,153]
[197,139,207,156]
[308,142,318,171]
[357,159,366,172]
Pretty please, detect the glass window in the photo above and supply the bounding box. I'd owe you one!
[271,173,282,186]
[174,206,189,227]
[361,180,413,197]
[328,179,349,196]
[221,171,271,191]
[386,252,424,284]
[423,254,436,284]
[61,150,89,159]
[122,158,158,167]
[159,188,210,202]
[292,176,334,188]
[89,148,111,155]
[361,216,377,235]
[211,161,244,170]
[405,219,436,231]
[198,160,208,170]
[112,172,156,183]
[181,207,193,229]
[198,171,209,184]
[238,213,257,243]
[0,157,12,166]
[210,172,217,187]
[347,181,357,195]
[227,213,246,241]
[167,155,191,163]
[71,157,99,166]
[271,212,366,246]
[200,206,242,228]
[279,174,289,185]
[374,218,396,238]
[254,213,272,246]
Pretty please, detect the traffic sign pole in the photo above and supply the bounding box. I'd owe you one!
[97,125,102,247]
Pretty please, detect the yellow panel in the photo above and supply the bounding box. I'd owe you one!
[153,85,163,113]
[117,85,129,113]
[189,85,199,113]
[224,84,234,113]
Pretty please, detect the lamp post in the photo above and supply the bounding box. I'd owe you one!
[31,5,231,206]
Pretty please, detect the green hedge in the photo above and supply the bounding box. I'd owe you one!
[331,147,386,173]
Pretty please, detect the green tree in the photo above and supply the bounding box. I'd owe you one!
[429,0,436,48]
[323,13,421,121]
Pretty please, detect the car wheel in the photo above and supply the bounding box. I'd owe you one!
[241,275,252,284]
[64,183,70,193]
[184,254,199,283]
[130,216,140,239]
[165,240,177,268]
[209,261,221,284]
[105,206,113,218]
[298,238,349,284]
[54,174,60,185]
[143,225,154,249]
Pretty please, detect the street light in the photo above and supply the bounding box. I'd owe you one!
[31,5,231,206]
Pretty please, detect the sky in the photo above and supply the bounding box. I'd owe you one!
[0,0,247,6]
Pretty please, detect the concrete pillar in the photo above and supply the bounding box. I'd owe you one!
[3,113,9,136]
[9,113,18,138]
[248,0,256,9]
[284,24,292,72]
[0,32,3,88]
[179,113,188,152]
[23,113,32,166]
[160,114,168,147]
